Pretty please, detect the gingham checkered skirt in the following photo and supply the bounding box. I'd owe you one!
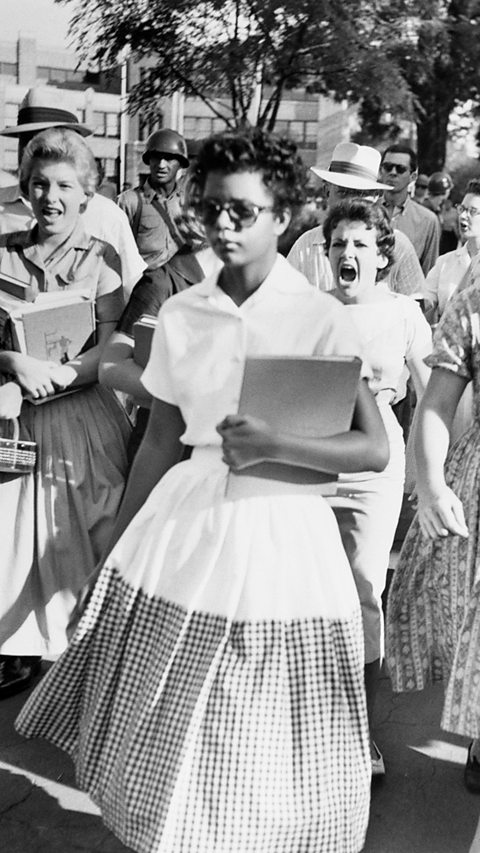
[17,448,370,853]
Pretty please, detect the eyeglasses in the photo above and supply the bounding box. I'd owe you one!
[381,162,409,175]
[457,204,480,218]
[199,199,274,230]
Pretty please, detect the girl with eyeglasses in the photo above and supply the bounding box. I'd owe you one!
[424,179,480,325]
[16,129,389,853]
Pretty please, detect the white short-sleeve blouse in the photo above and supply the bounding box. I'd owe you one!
[142,254,367,446]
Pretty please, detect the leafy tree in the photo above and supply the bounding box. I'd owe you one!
[358,0,480,171]
[55,0,413,130]
[56,0,480,167]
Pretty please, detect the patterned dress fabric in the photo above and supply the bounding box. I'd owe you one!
[17,256,371,853]
[386,285,480,737]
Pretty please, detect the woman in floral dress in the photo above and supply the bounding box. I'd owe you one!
[386,284,480,792]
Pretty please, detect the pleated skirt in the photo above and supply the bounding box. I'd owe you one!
[17,447,370,853]
[0,384,131,656]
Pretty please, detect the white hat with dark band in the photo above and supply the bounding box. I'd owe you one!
[311,142,392,191]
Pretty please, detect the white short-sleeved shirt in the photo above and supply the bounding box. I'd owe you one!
[142,254,368,446]
[424,243,471,316]
[342,293,432,406]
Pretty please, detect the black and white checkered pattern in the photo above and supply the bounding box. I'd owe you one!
[17,565,369,853]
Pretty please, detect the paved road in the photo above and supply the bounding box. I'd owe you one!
[0,663,478,852]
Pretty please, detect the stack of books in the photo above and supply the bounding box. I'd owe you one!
[133,314,157,368]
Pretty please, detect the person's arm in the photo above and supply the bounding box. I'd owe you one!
[104,397,185,554]
[99,272,165,405]
[99,330,152,406]
[403,339,432,494]
[49,319,118,390]
[47,250,125,391]
[404,304,432,400]
[423,261,441,323]
[217,378,389,475]
[414,368,469,538]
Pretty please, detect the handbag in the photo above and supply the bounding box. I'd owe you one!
[0,418,37,474]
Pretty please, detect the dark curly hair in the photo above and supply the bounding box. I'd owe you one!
[465,179,480,197]
[190,128,308,215]
[323,200,395,281]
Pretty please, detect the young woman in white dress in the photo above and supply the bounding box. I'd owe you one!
[323,199,432,774]
[16,130,389,853]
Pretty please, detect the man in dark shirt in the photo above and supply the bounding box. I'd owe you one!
[380,144,440,275]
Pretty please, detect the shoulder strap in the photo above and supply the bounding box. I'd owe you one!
[131,188,143,240]
[150,196,185,250]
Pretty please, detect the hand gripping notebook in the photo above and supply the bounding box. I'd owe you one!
[226,355,361,496]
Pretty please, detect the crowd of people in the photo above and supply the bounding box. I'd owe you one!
[1,85,480,852]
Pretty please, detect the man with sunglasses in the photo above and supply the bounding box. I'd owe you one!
[287,141,425,298]
[380,144,440,276]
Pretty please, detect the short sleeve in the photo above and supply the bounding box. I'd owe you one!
[117,273,163,336]
[425,287,480,380]
[141,308,177,404]
[94,243,124,323]
[95,288,125,324]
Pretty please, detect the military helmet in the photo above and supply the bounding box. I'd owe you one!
[428,171,453,195]
[142,129,189,167]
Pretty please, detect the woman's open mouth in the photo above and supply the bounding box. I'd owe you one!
[339,262,357,284]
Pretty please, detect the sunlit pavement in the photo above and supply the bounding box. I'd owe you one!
[0,659,477,852]
[1,535,479,853]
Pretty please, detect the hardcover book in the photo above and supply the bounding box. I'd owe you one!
[0,271,36,302]
[133,314,158,368]
[0,290,95,364]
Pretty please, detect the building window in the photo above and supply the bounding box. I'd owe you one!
[93,111,119,137]
[0,62,17,77]
[2,143,18,172]
[271,119,318,148]
[105,112,120,137]
[37,66,84,84]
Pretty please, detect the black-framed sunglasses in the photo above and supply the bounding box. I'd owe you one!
[381,162,409,175]
[199,199,274,230]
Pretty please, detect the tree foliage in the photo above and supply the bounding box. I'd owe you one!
[358,0,480,170]
[56,0,413,129]
[56,0,480,166]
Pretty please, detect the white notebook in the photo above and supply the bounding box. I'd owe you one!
[225,355,361,497]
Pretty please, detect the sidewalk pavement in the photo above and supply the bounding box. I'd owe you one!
[0,662,479,853]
